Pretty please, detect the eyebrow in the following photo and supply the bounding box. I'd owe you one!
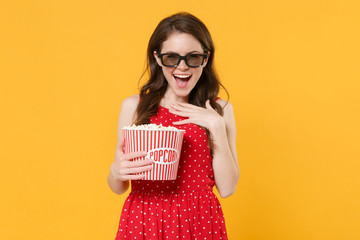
[162,50,204,54]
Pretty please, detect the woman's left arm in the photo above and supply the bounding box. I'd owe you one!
[170,100,239,198]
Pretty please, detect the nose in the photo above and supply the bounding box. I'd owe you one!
[176,59,189,70]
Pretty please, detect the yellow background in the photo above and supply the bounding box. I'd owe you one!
[1,0,359,239]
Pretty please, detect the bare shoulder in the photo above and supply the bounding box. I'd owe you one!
[216,98,234,116]
[121,94,140,110]
[118,94,140,128]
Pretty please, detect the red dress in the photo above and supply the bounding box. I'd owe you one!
[115,106,228,240]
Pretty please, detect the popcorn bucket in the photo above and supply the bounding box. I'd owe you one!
[122,126,185,180]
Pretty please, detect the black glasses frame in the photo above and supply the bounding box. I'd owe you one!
[157,52,208,68]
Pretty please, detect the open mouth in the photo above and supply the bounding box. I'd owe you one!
[173,74,192,88]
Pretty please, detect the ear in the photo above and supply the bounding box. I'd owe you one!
[153,50,163,67]
[202,51,211,68]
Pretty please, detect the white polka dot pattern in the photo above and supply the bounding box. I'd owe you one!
[115,106,228,239]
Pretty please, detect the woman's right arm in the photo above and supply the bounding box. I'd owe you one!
[107,95,153,195]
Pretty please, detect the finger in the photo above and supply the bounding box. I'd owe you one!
[170,103,188,113]
[122,164,153,174]
[176,101,203,110]
[205,99,216,111]
[205,99,211,109]
[172,119,193,125]
[126,158,153,168]
[122,151,148,161]
[168,108,191,117]
[125,173,148,180]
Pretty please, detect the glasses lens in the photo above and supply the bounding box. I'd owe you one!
[162,54,180,66]
[186,54,204,67]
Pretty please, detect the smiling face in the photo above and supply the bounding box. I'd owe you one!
[154,32,209,102]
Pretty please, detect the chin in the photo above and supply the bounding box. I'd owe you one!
[174,89,191,98]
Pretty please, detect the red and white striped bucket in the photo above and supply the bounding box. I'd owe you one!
[122,127,185,180]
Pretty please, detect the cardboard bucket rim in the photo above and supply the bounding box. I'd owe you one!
[122,127,185,133]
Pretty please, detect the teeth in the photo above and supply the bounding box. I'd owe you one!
[174,75,191,78]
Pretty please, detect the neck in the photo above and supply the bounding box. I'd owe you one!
[161,92,189,108]
[164,90,189,102]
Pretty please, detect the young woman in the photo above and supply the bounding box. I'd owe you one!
[108,12,239,240]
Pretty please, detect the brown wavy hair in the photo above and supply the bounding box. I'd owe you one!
[134,12,228,153]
